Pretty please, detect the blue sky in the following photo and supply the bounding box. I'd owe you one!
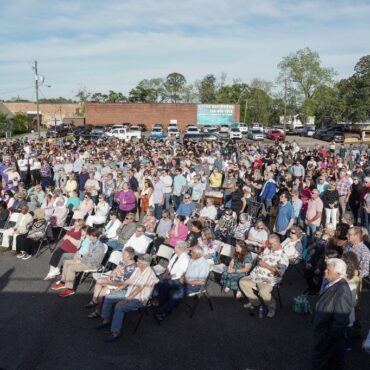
[0,0,369,100]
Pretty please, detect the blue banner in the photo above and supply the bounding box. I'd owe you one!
[196,104,235,125]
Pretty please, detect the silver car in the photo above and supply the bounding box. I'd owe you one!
[247,129,264,141]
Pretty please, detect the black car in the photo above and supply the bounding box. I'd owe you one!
[321,130,345,142]
[46,125,69,138]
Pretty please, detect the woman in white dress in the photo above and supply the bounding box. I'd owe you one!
[86,195,110,227]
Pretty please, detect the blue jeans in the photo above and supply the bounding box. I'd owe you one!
[156,278,182,304]
[110,299,144,333]
[164,193,171,210]
[154,204,163,220]
[101,289,127,322]
[79,190,85,201]
[107,239,123,251]
[162,284,201,314]
[306,224,317,238]
[172,195,181,211]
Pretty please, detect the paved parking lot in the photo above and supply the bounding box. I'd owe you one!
[0,249,369,370]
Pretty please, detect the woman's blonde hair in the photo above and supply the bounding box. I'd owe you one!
[33,208,45,220]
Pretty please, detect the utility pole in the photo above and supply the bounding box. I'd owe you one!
[33,61,41,139]
[243,98,247,123]
[283,78,287,132]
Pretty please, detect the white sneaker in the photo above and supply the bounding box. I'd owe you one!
[17,252,26,259]
[22,254,32,260]
[236,291,242,299]
[223,287,230,293]
[243,302,254,309]
[43,274,54,281]
[267,310,276,318]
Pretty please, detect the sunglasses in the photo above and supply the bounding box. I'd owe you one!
[125,217,133,220]
[291,231,296,235]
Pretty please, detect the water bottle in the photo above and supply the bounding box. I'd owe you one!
[258,305,264,319]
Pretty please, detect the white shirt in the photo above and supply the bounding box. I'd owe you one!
[199,205,218,220]
[160,175,173,193]
[17,159,28,172]
[105,219,122,239]
[125,234,151,254]
[167,252,190,280]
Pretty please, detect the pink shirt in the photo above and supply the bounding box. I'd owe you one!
[168,224,188,247]
[306,197,323,226]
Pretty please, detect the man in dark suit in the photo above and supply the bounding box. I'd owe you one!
[312,258,353,370]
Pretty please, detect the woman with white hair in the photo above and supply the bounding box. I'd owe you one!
[312,258,353,370]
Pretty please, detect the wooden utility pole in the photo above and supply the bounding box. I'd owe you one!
[34,61,41,139]
[283,78,287,132]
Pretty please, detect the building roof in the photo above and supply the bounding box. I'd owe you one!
[0,103,13,118]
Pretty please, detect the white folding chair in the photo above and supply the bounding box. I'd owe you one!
[0,213,20,244]
[92,250,122,281]
[151,244,174,276]
[212,242,235,274]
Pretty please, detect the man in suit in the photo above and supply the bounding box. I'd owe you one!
[312,258,353,370]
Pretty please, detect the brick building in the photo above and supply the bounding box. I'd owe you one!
[85,103,240,131]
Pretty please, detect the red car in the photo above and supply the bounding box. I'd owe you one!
[266,129,286,141]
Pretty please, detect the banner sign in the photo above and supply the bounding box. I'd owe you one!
[196,104,235,125]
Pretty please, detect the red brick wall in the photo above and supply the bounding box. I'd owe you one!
[85,103,240,131]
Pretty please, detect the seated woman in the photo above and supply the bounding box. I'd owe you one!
[51,227,106,297]
[44,219,85,280]
[86,194,110,227]
[166,215,188,248]
[197,228,217,265]
[220,240,253,299]
[66,189,81,211]
[176,194,196,218]
[41,193,55,220]
[233,213,250,241]
[246,220,269,253]
[46,198,69,241]
[281,226,303,264]
[16,208,48,260]
[214,208,237,244]
[85,246,136,318]
[73,192,94,220]
[141,207,157,235]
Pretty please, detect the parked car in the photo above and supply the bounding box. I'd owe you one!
[314,128,327,139]
[136,124,146,132]
[129,125,141,132]
[149,127,166,140]
[105,128,141,141]
[300,126,315,137]
[183,132,223,143]
[238,123,249,135]
[220,124,230,133]
[168,127,180,139]
[265,129,286,141]
[247,129,264,141]
[186,126,201,135]
[205,126,219,133]
[229,127,242,140]
[91,125,106,135]
[46,125,70,138]
[321,130,345,143]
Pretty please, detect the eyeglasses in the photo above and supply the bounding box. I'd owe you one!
[184,197,190,199]
[125,217,133,220]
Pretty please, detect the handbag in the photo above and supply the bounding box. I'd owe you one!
[292,294,311,314]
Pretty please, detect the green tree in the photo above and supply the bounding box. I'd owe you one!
[12,112,29,134]
[197,74,217,103]
[106,90,127,103]
[165,73,186,103]
[0,112,7,136]
[90,92,108,102]
[338,55,370,122]
[278,47,337,119]
[75,88,91,116]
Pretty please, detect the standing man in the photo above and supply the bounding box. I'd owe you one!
[274,191,295,240]
[153,172,165,220]
[336,169,352,217]
[305,189,323,238]
[260,171,276,213]
[312,258,352,370]
[172,168,187,211]
[160,169,173,210]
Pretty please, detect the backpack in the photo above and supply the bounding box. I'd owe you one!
[292,294,311,314]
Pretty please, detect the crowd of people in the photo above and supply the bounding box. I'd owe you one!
[0,135,369,366]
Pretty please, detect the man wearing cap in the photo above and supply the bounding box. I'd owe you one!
[312,258,352,370]
[96,254,158,342]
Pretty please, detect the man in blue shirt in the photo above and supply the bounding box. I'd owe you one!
[275,191,295,240]
[155,245,210,320]
[172,168,187,211]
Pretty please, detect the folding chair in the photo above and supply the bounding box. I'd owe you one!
[75,244,109,291]
[0,212,20,244]
[129,298,161,335]
[151,244,174,276]
[89,250,123,291]
[211,242,235,274]
[35,223,53,257]
[181,274,214,318]
[246,201,263,224]
[272,282,283,309]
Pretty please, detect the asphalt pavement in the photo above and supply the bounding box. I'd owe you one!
[0,249,369,370]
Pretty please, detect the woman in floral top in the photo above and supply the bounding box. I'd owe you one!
[40,158,52,189]
[220,240,253,299]
[86,247,137,318]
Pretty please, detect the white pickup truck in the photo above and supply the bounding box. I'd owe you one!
[105,128,141,141]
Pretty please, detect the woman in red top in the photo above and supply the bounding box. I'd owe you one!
[44,219,84,280]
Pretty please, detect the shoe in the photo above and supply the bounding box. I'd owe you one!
[17,252,26,259]
[43,274,54,281]
[235,291,242,299]
[155,312,167,321]
[96,321,111,330]
[85,301,98,308]
[51,282,65,291]
[243,302,257,309]
[10,250,19,256]
[22,254,32,260]
[103,333,121,343]
[58,289,75,298]
[267,310,276,318]
[0,247,9,253]
[223,287,230,293]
